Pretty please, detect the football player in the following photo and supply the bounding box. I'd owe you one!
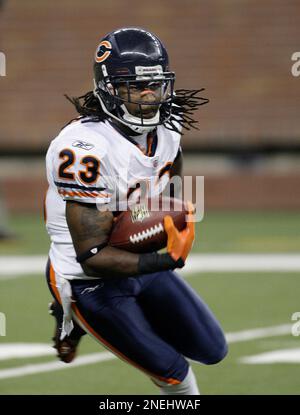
[45,27,227,395]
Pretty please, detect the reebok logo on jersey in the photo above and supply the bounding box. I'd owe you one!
[72,141,94,151]
[81,284,103,295]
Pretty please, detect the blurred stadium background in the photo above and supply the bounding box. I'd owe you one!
[0,0,300,395]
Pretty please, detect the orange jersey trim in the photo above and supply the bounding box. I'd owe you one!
[58,189,110,199]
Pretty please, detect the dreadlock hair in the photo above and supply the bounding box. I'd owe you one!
[163,89,209,134]
[64,89,209,134]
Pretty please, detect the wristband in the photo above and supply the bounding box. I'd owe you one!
[138,252,184,274]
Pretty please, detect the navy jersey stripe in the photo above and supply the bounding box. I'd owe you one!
[54,181,106,191]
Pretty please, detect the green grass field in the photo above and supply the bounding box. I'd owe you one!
[0,211,300,394]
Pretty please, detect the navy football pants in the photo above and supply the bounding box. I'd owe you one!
[46,263,227,385]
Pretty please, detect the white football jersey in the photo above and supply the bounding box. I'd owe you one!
[45,118,181,280]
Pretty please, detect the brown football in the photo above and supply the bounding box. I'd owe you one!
[108,196,188,253]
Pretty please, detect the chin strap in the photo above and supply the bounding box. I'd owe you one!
[120,104,160,134]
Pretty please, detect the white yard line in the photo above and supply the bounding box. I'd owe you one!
[225,324,292,343]
[240,348,300,364]
[0,323,293,380]
[1,254,300,280]
[182,254,300,273]
[0,351,116,380]
[0,256,47,277]
[0,344,55,361]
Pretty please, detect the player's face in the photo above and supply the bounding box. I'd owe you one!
[117,81,163,119]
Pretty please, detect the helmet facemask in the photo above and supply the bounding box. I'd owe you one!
[94,64,175,134]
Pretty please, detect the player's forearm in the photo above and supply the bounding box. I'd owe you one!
[81,246,184,278]
[81,245,139,278]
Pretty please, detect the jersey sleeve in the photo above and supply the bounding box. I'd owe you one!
[51,138,114,205]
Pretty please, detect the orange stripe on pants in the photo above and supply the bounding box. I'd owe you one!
[49,263,62,305]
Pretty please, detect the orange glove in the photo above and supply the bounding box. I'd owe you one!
[163,201,195,262]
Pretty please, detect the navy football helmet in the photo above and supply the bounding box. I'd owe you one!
[93,27,175,134]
